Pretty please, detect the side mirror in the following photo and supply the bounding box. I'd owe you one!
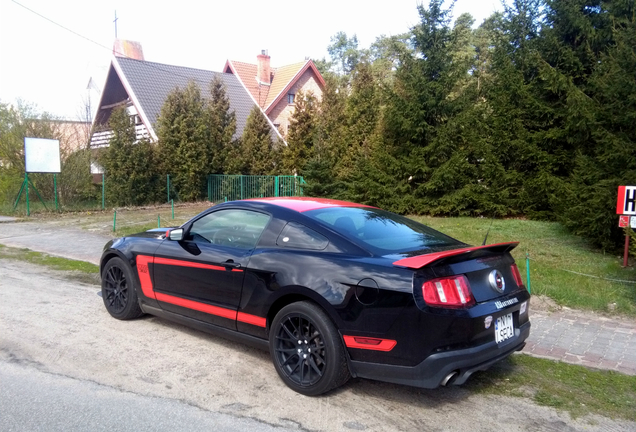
[167,228,184,241]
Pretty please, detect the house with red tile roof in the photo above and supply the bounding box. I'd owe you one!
[223,51,326,136]
[89,43,325,154]
[89,40,271,151]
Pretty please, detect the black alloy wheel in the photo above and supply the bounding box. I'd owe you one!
[270,301,350,396]
[101,257,143,320]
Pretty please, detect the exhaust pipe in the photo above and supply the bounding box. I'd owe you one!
[441,371,459,386]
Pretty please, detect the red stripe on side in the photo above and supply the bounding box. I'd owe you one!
[617,186,626,214]
[154,257,243,272]
[134,255,265,327]
[135,255,156,299]
[237,312,267,328]
[343,336,397,352]
[154,292,237,320]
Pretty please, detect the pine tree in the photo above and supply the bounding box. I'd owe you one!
[240,106,275,175]
[282,91,318,175]
[100,106,158,205]
[304,76,348,197]
[559,1,636,249]
[156,81,209,201]
[339,60,380,176]
[379,0,490,214]
[207,75,236,174]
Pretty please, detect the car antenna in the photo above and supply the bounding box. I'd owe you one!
[482,215,495,246]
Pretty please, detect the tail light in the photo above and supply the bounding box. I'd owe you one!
[422,275,475,308]
[511,264,525,289]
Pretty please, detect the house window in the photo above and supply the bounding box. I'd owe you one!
[288,93,295,104]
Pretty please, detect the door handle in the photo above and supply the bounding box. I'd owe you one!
[223,260,241,269]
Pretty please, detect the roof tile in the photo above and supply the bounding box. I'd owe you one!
[115,57,259,139]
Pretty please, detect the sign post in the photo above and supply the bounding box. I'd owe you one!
[13,138,61,216]
[617,186,636,267]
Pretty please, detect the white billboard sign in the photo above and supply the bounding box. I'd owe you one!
[24,137,61,173]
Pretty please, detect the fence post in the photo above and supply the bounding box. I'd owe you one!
[25,172,30,216]
[113,210,116,232]
[207,175,211,201]
[171,199,174,219]
[54,174,58,211]
[275,176,279,197]
[102,173,105,210]
[525,253,531,294]
[167,174,170,203]
[241,175,244,200]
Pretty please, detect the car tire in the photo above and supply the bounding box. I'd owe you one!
[101,257,144,320]
[269,301,350,396]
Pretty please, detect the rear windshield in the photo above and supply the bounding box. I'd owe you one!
[304,207,462,254]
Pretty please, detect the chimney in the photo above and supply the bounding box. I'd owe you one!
[257,50,271,85]
[112,39,145,60]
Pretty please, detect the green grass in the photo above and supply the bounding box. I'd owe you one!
[0,244,99,284]
[113,224,162,237]
[412,216,636,316]
[466,354,636,421]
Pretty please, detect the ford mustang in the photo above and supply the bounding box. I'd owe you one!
[100,197,530,395]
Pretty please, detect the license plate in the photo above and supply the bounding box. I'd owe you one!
[495,313,514,344]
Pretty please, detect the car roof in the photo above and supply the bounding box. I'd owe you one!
[246,197,374,213]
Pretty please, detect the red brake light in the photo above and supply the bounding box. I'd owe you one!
[511,264,524,289]
[422,275,474,308]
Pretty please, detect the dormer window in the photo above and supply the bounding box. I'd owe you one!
[288,93,295,104]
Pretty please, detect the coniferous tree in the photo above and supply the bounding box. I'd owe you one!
[207,75,236,174]
[339,60,380,173]
[232,106,276,175]
[304,76,348,197]
[156,81,209,201]
[101,106,158,205]
[304,0,635,250]
[282,91,318,175]
[377,1,487,214]
[558,1,636,249]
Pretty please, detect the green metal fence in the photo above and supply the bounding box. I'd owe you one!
[207,175,305,203]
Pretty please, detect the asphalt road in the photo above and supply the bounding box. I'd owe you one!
[0,221,108,264]
[1,259,634,431]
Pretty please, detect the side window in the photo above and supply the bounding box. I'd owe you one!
[276,222,329,250]
[189,209,270,249]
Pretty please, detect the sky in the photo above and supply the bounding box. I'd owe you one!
[0,0,504,121]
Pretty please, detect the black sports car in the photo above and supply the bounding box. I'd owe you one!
[100,197,530,395]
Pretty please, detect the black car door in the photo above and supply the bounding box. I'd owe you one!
[152,208,271,330]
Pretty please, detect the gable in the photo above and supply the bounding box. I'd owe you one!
[114,57,257,139]
[264,61,306,109]
[264,61,325,114]
[224,60,270,108]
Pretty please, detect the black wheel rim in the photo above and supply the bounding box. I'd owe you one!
[103,265,128,314]
[274,313,326,387]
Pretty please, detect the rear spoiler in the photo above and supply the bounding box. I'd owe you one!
[393,242,519,269]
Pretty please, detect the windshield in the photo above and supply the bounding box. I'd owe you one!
[305,207,463,254]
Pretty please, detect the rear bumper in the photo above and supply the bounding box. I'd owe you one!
[348,321,530,389]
